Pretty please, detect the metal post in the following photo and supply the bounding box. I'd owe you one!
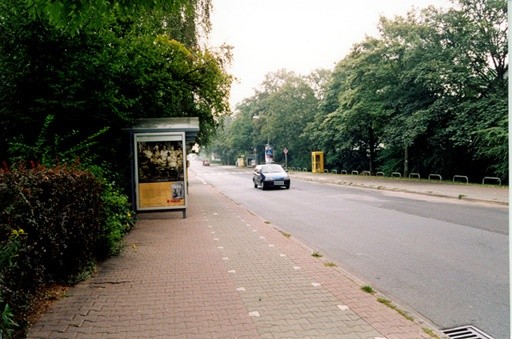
[283,147,288,170]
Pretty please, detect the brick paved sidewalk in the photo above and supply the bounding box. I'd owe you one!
[28,175,443,338]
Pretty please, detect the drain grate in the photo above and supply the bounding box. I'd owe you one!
[442,325,494,339]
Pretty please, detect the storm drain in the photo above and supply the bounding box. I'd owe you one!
[442,325,494,339]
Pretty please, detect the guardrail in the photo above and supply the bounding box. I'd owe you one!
[482,176,501,186]
[288,166,504,186]
[453,175,469,184]
[428,174,442,181]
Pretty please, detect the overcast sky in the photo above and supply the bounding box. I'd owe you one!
[208,0,453,108]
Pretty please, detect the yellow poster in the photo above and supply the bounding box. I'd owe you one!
[139,181,185,208]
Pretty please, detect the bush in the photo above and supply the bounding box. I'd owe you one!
[0,162,136,337]
[0,165,103,336]
[82,163,136,259]
[1,166,103,280]
[95,181,135,259]
[0,229,25,338]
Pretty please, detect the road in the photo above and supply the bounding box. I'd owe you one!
[190,161,509,338]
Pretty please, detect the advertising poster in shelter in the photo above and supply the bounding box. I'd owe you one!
[134,132,187,211]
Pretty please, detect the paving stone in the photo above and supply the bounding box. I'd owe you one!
[27,172,442,339]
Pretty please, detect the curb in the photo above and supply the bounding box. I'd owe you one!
[294,174,509,206]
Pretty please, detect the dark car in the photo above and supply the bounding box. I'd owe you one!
[253,164,290,190]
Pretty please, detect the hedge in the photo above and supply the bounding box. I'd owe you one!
[0,165,134,337]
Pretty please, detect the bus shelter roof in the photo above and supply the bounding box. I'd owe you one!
[129,117,200,149]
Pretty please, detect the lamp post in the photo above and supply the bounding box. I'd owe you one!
[252,115,259,166]
[283,147,288,169]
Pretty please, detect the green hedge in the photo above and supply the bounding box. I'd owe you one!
[0,165,134,337]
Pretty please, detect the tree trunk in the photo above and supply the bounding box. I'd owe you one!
[368,144,375,175]
[404,145,409,177]
[368,128,375,175]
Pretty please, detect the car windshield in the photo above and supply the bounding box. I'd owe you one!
[261,165,285,173]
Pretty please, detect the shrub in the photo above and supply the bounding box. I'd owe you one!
[95,181,135,259]
[0,229,25,338]
[0,165,103,336]
[1,112,136,337]
[81,163,135,259]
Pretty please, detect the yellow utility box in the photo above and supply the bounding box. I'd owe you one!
[311,151,324,173]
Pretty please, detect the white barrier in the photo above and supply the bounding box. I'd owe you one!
[453,175,469,184]
[482,177,501,186]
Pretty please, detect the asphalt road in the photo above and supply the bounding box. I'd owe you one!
[191,162,509,338]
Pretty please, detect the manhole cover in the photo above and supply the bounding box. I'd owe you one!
[442,325,494,339]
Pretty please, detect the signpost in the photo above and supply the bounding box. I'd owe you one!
[283,147,288,169]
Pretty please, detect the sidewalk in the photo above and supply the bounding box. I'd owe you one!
[287,170,508,206]
[27,170,448,338]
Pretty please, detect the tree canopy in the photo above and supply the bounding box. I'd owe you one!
[0,0,232,180]
[23,0,211,42]
[212,0,507,182]
[209,70,324,168]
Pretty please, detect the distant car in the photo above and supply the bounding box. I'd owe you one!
[253,164,290,190]
[202,160,210,166]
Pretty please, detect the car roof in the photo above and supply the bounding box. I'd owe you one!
[261,164,284,170]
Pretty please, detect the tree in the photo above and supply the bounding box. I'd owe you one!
[212,70,320,168]
[308,38,391,174]
[440,0,508,178]
[22,0,212,43]
[206,116,239,165]
[0,0,232,180]
[376,10,450,176]
[247,70,319,168]
[309,0,507,180]
[379,0,508,178]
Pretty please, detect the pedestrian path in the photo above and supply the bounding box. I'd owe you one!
[288,171,508,206]
[28,172,443,338]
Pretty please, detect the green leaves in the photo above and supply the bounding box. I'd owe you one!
[213,70,320,167]
[1,0,231,183]
[308,0,507,180]
[1,303,18,339]
[24,0,201,37]
[0,163,136,334]
[210,0,507,181]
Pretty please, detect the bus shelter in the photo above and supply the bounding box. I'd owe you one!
[127,117,199,218]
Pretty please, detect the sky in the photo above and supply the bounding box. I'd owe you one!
[208,0,453,108]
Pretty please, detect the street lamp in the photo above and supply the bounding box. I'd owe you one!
[252,115,259,166]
